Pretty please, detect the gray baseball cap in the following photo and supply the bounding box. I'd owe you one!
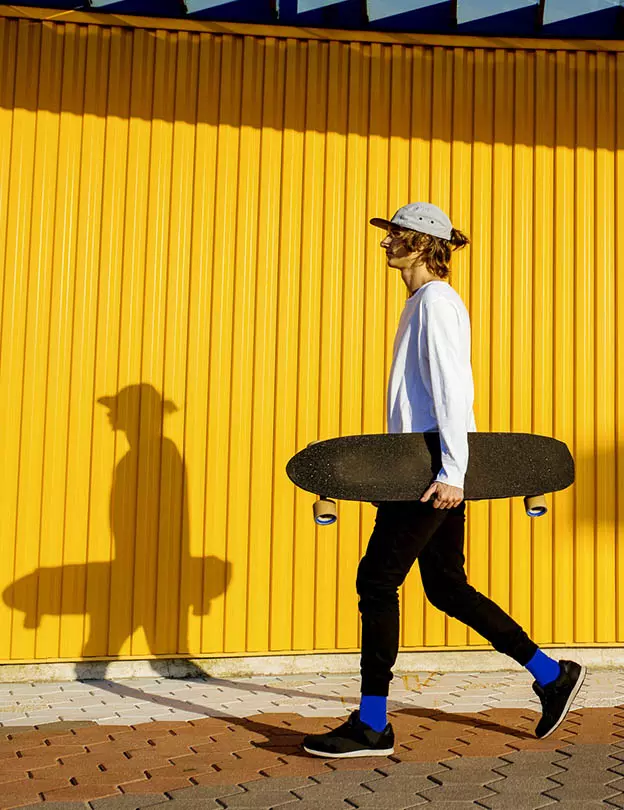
[370,202,453,240]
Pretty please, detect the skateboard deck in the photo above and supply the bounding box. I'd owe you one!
[286,432,574,505]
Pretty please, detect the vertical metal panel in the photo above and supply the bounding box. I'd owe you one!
[1,16,623,662]
[489,47,512,635]
[616,53,624,644]
[553,50,576,644]
[532,49,556,643]
[468,47,494,649]
[595,51,616,643]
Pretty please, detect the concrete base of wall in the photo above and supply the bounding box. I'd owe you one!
[1,648,624,682]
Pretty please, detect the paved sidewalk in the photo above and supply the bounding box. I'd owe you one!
[1,668,624,809]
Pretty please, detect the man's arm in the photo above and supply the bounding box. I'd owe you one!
[423,297,470,490]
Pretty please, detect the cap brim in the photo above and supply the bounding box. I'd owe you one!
[369,217,393,230]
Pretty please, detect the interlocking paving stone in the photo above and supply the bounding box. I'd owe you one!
[21,804,91,810]
[351,795,429,809]
[292,785,371,801]
[429,755,507,784]
[549,804,616,809]
[400,804,498,810]
[3,673,624,808]
[304,770,384,787]
[359,775,434,793]
[219,791,300,808]
[483,775,564,794]
[374,761,449,777]
[552,742,624,773]
[237,778,314,792]
[274,803,355,810]
[416,782,499,802]
[89,796,170,809]
[478,800,556,810]
[544,782,622,801]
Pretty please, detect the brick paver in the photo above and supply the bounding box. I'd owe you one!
[0,669,623,808]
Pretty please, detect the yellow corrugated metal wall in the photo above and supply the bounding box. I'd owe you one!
[0,10,623,662]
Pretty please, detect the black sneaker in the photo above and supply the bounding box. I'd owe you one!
[532,659,586,739]
[302,710,394,758]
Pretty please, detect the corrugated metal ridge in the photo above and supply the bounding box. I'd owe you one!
[2,3,624,49]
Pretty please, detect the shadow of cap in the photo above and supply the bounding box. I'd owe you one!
[97,385,178,415]
[97,395,116,408]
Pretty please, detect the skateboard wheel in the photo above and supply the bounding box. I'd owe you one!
[313,498,337,525]
[524,495,547,517]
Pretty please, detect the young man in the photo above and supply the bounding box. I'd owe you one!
[303,202,586,758]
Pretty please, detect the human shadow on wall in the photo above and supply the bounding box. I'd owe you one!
[3,383,231,672]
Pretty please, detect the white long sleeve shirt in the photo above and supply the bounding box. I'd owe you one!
[387,279,477,489]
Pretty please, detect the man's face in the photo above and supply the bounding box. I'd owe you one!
[380,226,417,269]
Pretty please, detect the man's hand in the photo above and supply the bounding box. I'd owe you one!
[421,481,464,509]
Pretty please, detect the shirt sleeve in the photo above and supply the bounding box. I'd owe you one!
[423,297,470,489]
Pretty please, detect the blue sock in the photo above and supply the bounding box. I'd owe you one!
[359,695,387,732]
[525,649,561,686]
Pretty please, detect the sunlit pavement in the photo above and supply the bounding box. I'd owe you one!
[1,669,624,808]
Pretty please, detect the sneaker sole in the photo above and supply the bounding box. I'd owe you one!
[303,745,394,758]
[538,664,587,739]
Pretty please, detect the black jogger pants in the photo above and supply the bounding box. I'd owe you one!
[356,499,538,696]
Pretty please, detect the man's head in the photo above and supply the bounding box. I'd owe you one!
[371,202,469,282]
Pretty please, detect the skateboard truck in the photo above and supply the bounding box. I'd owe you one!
[305,442,338,525]
[524,495,547,517]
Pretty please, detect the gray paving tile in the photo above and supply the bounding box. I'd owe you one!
[491,759,565,777]
[307,770,383,787]
[165,785,244,801]
[437,755,517,770]
[409,804,502,810]
[417,783,497,802]
[21,804,90,810]
[556,742,624,760]
[485,775,565,793]
[479,796,556,810]
[279,804,353,810]
[430,764,505,785]
[543,783,621,801]
[598,775,624,788]
[293,785,370,801]
[550,804,614,810]
[554,765,622,785]
[360,775,433,793]
[239,778,314,792]
[375,761,451,778]
[89,795,170,809]
[350,794,428,809]
[220,792,300,808]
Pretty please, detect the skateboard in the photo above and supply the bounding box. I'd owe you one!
[286,432,574,525]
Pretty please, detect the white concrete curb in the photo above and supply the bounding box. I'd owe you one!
[0,648,623,682]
